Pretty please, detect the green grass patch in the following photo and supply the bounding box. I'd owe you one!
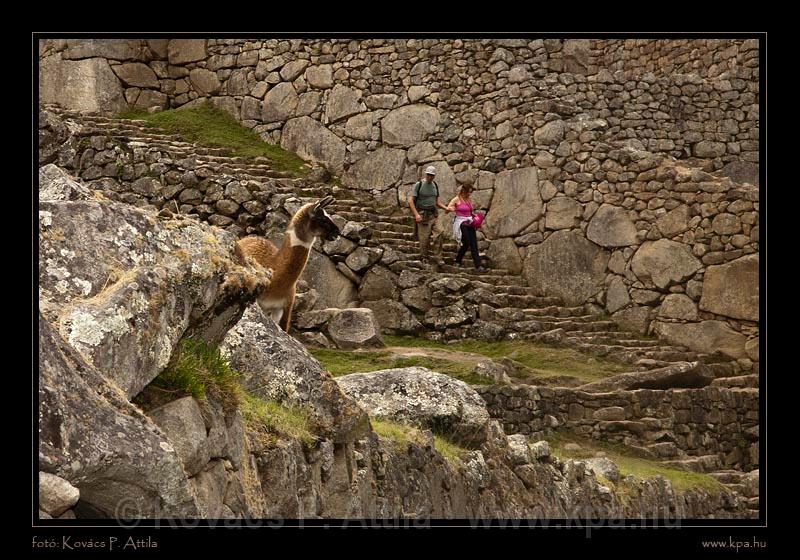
[381,335,630,383]
[308,347,489,385]
[116,103,310,176]
[133,339,317,447]
[133,339,242,411]
[546,431,724,494]
[370,418,468,463]
[240,393,317,448]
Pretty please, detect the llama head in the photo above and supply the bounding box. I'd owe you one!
[307,196,340,241]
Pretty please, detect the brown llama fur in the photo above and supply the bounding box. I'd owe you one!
[235,196,338,331]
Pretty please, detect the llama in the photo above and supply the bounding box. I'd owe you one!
[235,196,340,331]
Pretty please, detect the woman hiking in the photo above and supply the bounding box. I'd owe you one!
[447,183,487,272]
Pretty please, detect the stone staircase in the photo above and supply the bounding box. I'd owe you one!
[42,106,736,374]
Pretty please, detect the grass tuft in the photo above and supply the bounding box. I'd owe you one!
[240,393,317,448]
[370,418,469,463]
[116,103,310,177]
[133,339,242,411]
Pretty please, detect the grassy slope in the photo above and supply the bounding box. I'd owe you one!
[309,335,630,385]
[117,103,310,176]
[371,418,470,463]
[546,431,724,494]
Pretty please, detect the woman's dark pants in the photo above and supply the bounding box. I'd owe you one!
[456,224,481,268]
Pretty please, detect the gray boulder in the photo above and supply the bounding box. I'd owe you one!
[337,367,491,445]
[39,315,200,518]
[221,306,369,443]
[631,239,702,289]
[147,397,210,476]
[39,166,271,398]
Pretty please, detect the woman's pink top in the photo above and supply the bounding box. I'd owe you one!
[454,197,474,217]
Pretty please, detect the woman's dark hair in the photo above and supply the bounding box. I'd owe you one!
[458,183,474,197]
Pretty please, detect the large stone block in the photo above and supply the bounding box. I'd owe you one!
[653,320,748,359]
[40,56,127,114]
[523,230,609,306]
[587,204,638,247]
[631,239,702,290]
[699,255,759,321]
[381,104,441,146]
[281,116,346,174]
[345,147,407,191]
[484,167,542,238]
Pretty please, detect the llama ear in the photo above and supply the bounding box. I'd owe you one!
[320,196,334,208]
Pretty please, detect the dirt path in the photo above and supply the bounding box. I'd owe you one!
[354,345,491,364]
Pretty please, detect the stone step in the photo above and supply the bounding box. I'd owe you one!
[516,319,619,333]
[490,306,597,319]
[745,497,759,510]
[662,455,721,473]
[708,470,745,485]
[710,375,759,388]
[564,335,675,348]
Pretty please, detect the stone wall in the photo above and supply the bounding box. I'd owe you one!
[38,37,761,359]
[477,384,759,471]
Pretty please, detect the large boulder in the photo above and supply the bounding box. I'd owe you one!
[587,204,638,247]
[39,56,127,114]
[281,116,346,174]
[168,39,207,64]
[523,230,609,306]
[358,265,400,301]
[112,62,159,88]
[483,167,542,238]
[325,84,365,123]
[146,397,210,476]
[39,315,200,518]
[534,120,566,145]
[221,306,369,443]
[699,255,759,321]
[653,320,748,359]
[336,367,491,445]
[381,104,441,146]
[656,204,691,238]
[343,147,406,191]
[326,308,385,349]
[39,165,270,398]
[545,197,582,230]
[631,239,702,290]
[262,82,299,123]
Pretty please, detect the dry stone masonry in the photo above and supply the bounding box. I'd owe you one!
[39,37,760,368]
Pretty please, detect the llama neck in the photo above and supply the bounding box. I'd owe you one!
[273,228,316,283]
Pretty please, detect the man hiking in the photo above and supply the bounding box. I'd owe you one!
[408,165,451,268]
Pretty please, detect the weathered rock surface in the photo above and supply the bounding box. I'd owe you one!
[222,306,369,442]
[699,255,759,321]
[523,230,609,306]
[344,147,406,191]
[39,314,201,518]
[579,362,714,392]
[653,320,748,359]
[39,166,271,397]
[362,298,423,333]
[326,308,385,349]
[337,367,490,445]
[631,239,702,289]
[39,472,80,517]
[587,204,638,247]
[381,104,440,146]
[39,56,127,114]
[483,167,542,238]
[281,116,346,174]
